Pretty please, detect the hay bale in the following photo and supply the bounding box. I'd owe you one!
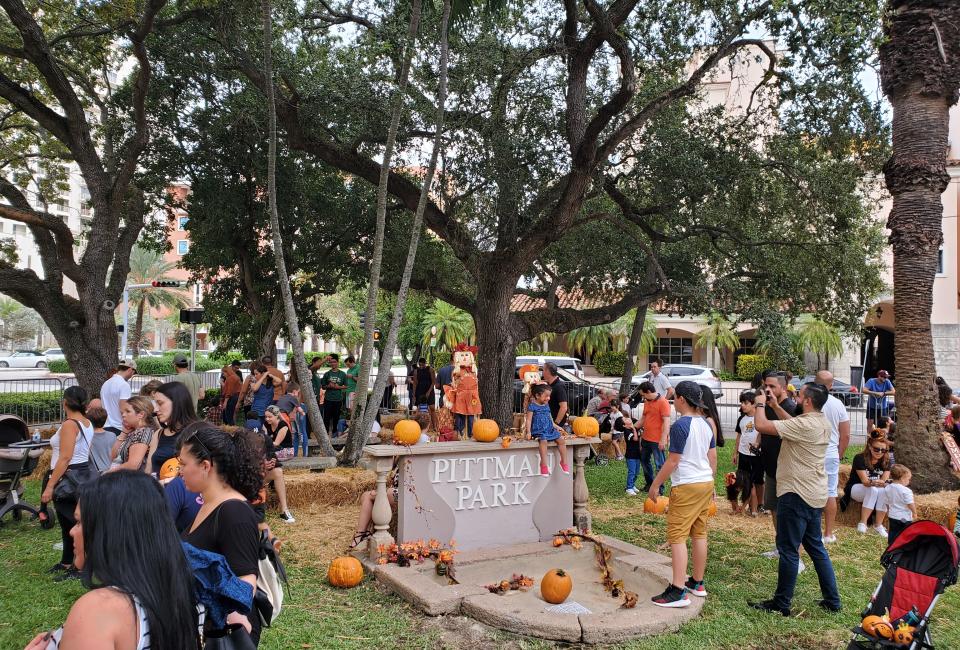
[267,467,376,509]
[833,464,959,529]
[380,412,408,429]
[34,448,52,477]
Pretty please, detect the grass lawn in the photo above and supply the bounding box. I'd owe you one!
[2,443,958,649]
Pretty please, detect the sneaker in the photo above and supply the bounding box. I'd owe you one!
[761,549,780,559]
[821,535,837,544]
[560,463,570,475]
[856,523,868,534]
[748,599,790,617]
[684,577,707,597]
[53,567,81,582]
[280,510,296,524]
[817,599,842,613]
[757,506,770,516]
[625,488,638,496]
[797,559,806,574]
[874,524,888,537]
[52,542,63,551]
[540,464,550,477]
[47,563,69,574]
[651,584,691,608]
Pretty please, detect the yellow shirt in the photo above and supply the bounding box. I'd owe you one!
[773,411,830,509]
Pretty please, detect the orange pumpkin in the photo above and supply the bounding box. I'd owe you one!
[393,419,422,445]
[707,500,718,517]
[862,614,888,637]
[159,457,181,480]
[501,436,512,448]
[473,419,500,442]
[541,568,573,604]
[643,496,669,514]
[572,416,599,438]
[874,620,895,640]
[892,623,914,646]
[327,556,364,588]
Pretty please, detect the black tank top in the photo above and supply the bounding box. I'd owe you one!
[415,367,432,396]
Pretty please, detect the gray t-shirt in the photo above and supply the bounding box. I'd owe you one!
[89,429,117,473]
[650,372,671,398]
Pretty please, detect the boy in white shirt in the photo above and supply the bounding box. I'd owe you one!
[734,391,762,516]
[884,465,916,545]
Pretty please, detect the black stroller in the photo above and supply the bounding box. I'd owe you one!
[848,520,959,649]
[0,415,46,525]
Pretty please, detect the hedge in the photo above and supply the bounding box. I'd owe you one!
[735,354,771,382]
[48,351,231,376]
[0,391,65,425]
[593,351,627,377]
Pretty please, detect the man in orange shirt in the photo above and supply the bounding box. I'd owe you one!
[639,380,672,495]
[219,360,243,425]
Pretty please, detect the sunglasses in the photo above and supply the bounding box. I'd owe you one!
[184,431,212,458]
[871,447,888,453]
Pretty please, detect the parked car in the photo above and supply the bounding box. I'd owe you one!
[42,348,65,361]
[512,365,592,416]
[515,355,585,379]
[0,350,49,368]
[619,363,723,398]
[791,375,862,407]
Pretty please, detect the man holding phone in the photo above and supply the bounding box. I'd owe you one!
[757,372,800,556]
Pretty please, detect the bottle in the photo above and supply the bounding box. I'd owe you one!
[32,428,41,443]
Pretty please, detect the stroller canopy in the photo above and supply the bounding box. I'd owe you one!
[882,520,959,585]
[0,415,30,446]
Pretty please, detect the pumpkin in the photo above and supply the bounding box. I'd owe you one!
[393,419,422,446]
[707,500,718,517]
[473,419,500,442]
[501,435,512,448]
[643,496,669,514]
[159,457,181,480]
[552,536,564,547]
[862,614,891,637]
[572,416,600,438]
[874,620,895,640]
[327,556,364,588]
[541,568,573,604]
[892,623,914,646]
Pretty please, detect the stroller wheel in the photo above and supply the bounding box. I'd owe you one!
[11,508,21,521]
[594,454,609,466]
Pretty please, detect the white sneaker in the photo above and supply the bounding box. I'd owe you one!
[797,559,806,574]
[856,523,868,534]
[822,535,837,544]
[625,488,638,496]
[280,510,296,524]
[52,542,63,551]
[761,549,780,559]
[874,525,888,537]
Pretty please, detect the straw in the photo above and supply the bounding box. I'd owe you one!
[266,467,375,509]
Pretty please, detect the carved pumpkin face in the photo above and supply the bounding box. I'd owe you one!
[892,623,914,646]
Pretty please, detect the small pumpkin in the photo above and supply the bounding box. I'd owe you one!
[552,536,564,547]
[541,568,573,604]
[501,435,512,448]
[707,500,718,517]
[861,614,887,637]
[874,620,895,640]
[892,622,914,646]
[472,418,500,442]
[159,457,181,480]
[572,416,600,438]
[328,556,364,588]
[394,419,422,446]
[643,496,669,514]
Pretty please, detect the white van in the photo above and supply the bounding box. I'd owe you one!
[515,355,585,379]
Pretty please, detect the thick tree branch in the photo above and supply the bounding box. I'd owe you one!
[0,179,80,280]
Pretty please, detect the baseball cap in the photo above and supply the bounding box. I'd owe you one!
[877,369,889,378]
[674,380,705,409]
[173,352,189,366]
[117,358,137,371]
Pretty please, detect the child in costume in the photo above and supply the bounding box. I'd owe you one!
[525,383,570,477]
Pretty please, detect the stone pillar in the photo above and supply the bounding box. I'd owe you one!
[367,456,396,558]
[573,444,592,533]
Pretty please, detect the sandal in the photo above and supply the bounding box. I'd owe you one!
[350,530,372,549]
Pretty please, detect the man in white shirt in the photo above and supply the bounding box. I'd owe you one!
[649,359,675,400]
[101,359,136,435]
[815,370,850,544]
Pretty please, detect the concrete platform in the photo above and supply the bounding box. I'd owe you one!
[281,455,337,470]
[361,535,703,644]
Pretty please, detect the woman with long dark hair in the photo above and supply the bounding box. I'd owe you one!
[699,388,725,447]
[23,471,200,650]
[150,382,199,475]
[178,423,264,644]
[42,385,93,580]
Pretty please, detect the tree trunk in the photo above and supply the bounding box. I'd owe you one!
[343,0,452,466]
[879,0,960,493]
[619,303,649,390]
[349,0,424,448]
[261,0,333,456]
[258,302,284,360]
[132,298,146,358]
[474,280,518,429]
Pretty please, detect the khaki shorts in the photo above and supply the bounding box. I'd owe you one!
[666,481,715,544]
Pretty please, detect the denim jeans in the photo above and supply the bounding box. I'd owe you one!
[222,394,239,426]
[625,458,641,491]
[773,492,841,610]
[455,414,475,437]
[295,404,309,456]
[639,440,664,494]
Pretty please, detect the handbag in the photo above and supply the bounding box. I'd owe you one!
[52,420,96,501]
[253,530,287,626]
[202,624,256,650]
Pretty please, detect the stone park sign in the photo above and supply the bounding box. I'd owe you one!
[363,438,596,552]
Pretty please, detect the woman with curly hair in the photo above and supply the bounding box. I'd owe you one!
[178,422,264,645]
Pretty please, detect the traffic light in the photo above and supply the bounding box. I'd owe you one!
[152,280,183,288]
[373,328,381,342]
[359,312,366,329]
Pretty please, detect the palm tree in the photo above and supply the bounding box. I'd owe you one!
[610,309,657,355]
[565,324,612,364]
[126,246,188,357]
[262,0,333,456]
[795,317,843,370]
[878,0,960,492]
[695,312,740,368]
[516,331,555,355]
[421,300,474,352]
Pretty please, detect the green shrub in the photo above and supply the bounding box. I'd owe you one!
[716,369,737,382]
[593,351,627,376]
[47,360,70,373]
[735,354,770,381]
[0,391,64,424]
[541,351,570,357]
[431,351,451,368]
[47,352,224,376]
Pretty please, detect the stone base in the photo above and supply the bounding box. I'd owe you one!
[361,536,703,644]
